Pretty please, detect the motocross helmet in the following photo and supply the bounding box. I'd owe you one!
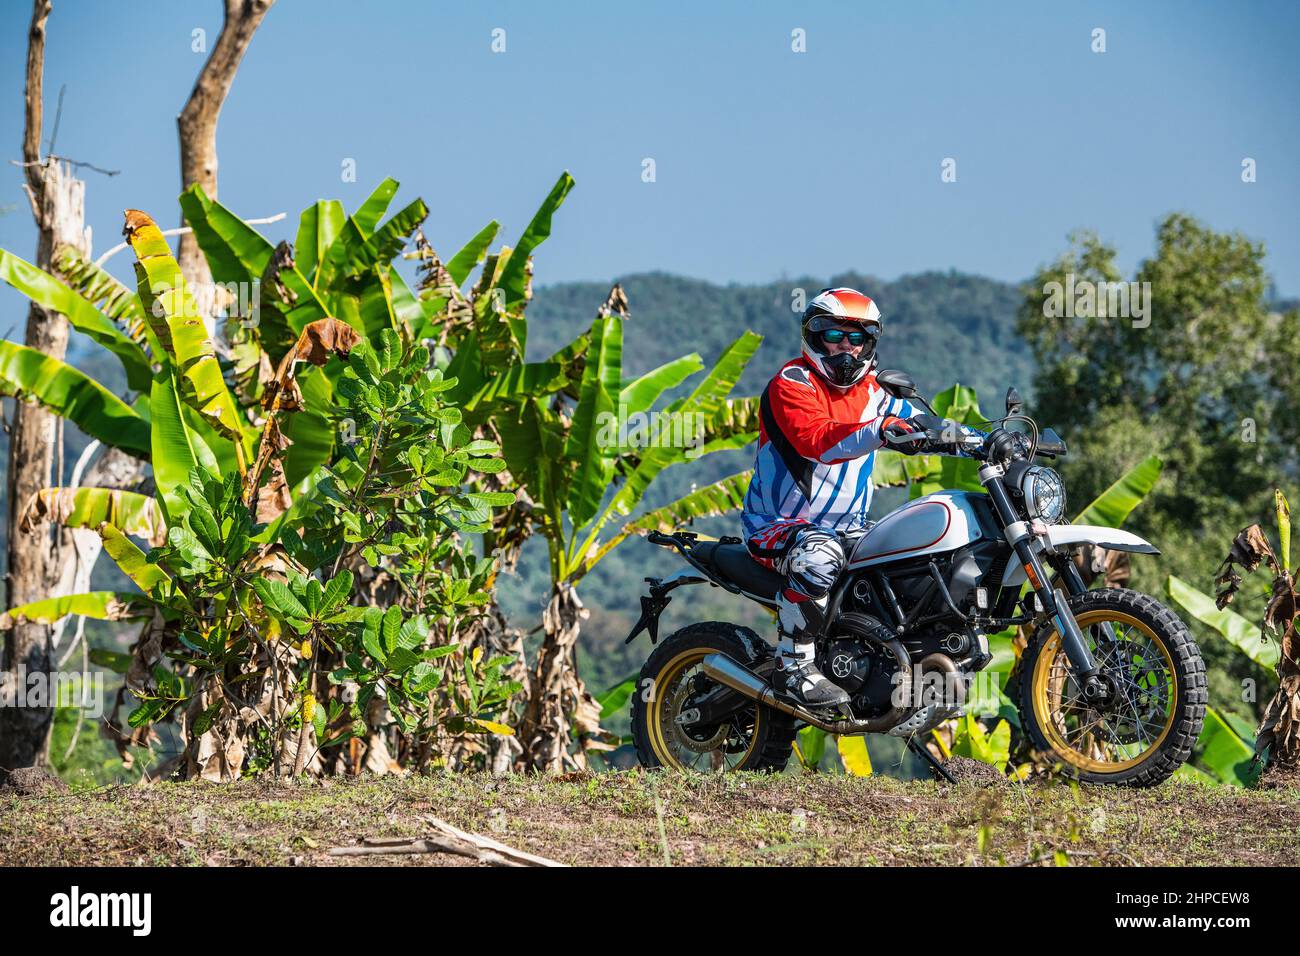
[801,288,883,388]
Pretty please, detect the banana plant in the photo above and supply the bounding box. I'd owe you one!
[1,173,440,586]
[499,302,763,771]
[1,210,242,624]
[1166,489,1297,780]
[1,209,359,624]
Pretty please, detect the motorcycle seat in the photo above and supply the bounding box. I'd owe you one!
[690,541,785,603]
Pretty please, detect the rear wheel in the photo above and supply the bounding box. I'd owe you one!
[632,622,796,772]
[1017,588,1206,786]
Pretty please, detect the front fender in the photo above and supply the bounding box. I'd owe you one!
[1000,525,1159,588]
[1042,524,1160,556]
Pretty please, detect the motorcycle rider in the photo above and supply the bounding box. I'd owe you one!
[741,287,932,711]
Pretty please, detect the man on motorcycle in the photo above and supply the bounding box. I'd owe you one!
[742,287,933,711]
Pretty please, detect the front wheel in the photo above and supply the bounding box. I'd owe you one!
[1017,588,1206,787]
[631,622,797,772]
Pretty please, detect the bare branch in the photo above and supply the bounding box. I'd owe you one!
[93,211,284,267]
[177,0,274,288]
[22,0,51,198]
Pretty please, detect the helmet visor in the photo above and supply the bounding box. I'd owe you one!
[805,314,882,336]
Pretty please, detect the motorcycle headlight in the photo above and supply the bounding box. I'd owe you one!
[1021,466,1067,524]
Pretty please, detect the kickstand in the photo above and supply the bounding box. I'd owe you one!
[907,737,957,785]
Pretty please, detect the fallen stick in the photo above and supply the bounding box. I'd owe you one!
[328,837,515,866]
[326,816,564,868]
[423,815,565,868]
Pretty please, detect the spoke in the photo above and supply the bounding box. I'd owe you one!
[1046,617,1179,763]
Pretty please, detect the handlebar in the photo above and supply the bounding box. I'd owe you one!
[890,415,1065,465]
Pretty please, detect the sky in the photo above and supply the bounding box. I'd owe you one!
[1,0,1298,322]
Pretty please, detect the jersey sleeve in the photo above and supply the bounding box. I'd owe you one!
[768,374,906,465]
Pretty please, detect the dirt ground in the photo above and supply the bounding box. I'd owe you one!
[2,767,1296,867]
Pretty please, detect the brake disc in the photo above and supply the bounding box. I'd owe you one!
[669,677,730,753]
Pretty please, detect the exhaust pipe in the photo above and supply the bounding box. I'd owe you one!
[701,653,910,735]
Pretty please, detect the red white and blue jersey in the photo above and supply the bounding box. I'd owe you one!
[741,358,914,539]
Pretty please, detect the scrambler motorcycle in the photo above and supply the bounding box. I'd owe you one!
[626,371,1206,786]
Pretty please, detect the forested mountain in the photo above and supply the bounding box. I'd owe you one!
[526,269,1032,402]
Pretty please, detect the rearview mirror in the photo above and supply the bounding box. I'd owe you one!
[875,369,919,400]
[1037,428,1068,458]
[1006,387,1023,416]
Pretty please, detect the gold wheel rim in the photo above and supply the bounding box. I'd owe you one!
[647,648,762,772]
[1031,609,1177,774]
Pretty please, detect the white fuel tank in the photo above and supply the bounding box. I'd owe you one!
[847,491,991,569]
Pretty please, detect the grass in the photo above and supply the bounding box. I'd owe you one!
[2,768,1295,867]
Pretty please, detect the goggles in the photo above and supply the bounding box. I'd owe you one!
[818,328,873,346]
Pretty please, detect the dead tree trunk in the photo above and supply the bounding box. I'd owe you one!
[177,0,273,302]
[0,0,91,775]
[516,583,609,773]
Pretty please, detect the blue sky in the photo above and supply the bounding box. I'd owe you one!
[1,0,1297,315]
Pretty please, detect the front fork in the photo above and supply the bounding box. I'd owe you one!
[982,467,1112,704]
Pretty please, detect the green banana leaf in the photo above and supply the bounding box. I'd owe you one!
[796,725,828,770]
[99,523,170,594]
[595,471,752,568]
[1073,455,1163,526]
[619,354,705,414]
[295,199,346,285]
[496,398,569,578]
[0,248,152,392]
[447,220,501,287]
[323,266,401,342]
[462,361,565,413]
[951,712,1011,772]
[496,171,575,317]
[149,365,215,522]
[700,395,760,440]
[389,269,431,329]
[1166,575,1279,668]
[565,312,624,528]
[569,334,761,577]
[0,591,152,629]
[923,382,986,497]
[22,487,165,544]
[694,430,760,460]
[873,449,942,489]
[178,184,275,287]
[609,331,762,517]
[316,198,428,287]
[1276,489,1291,573]
[352,178,399,236]
[1194,706,1257,786]
[0,341,151,455]
[52,245,153,352]
[467,249,524,372]
[596,675,638,721]
[127,211,247,452]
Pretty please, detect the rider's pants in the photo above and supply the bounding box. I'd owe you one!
[746,519,845,645]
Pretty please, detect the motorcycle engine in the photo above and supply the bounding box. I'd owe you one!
[821,638,899,718]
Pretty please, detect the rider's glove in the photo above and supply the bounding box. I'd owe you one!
[881,415,928,455]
